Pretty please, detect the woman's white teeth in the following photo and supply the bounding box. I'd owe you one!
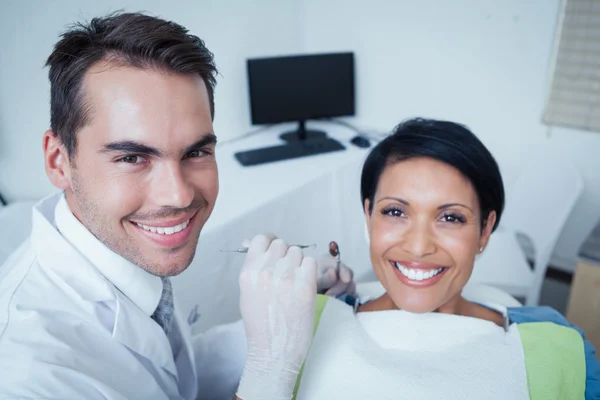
[136,220,190,235]
[394,263,444,281]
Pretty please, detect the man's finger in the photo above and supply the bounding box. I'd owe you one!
[242,233,277,249]
[338,265,353,284]
[324,280,353,297]
[285,246,303,268]
[317,254,337,272]
[296,256,317,289]
[267,238,288,260]
[243,234,277,257]
[241,234,279,275]
[316,268,337,293]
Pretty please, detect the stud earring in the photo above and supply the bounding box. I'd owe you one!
[479,246,484,253]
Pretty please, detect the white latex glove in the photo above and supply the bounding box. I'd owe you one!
[236,234,317,400]
[316,253,356,297]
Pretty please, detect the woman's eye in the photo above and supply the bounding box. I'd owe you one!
[382,208,404,217]
[441,213,466,224]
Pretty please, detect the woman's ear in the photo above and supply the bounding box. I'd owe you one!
[364,199,372,232]
[478,211,497,253]
[363,199,372,245]
[43,130,72,190]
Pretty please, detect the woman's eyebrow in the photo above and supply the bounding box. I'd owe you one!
[377,197,474,213]
[377,196,409,205]
[438,203,473,212]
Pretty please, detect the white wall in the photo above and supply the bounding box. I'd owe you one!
[302,0,600,272]
[0,0,305,201]
[1,0,599,271]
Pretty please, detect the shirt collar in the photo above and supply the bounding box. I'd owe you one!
[54,193,163,316]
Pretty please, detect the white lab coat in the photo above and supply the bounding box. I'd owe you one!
[0,193,247,400]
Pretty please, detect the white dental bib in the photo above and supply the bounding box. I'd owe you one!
[296,298,530,400]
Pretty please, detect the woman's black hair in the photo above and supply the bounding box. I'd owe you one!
[361,118,505,231]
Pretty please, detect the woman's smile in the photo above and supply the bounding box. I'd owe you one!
[390,260,448,285]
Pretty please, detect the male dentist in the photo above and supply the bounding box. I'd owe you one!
[0,12,354,400]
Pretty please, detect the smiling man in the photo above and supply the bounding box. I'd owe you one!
[50,63,219,278]
[0,12,354,400]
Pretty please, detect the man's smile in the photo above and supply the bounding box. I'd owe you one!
[129,210,199,248]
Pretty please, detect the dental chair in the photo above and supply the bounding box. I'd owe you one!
[0,200,36,267]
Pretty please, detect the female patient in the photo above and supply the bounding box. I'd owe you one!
[294,118,599,400]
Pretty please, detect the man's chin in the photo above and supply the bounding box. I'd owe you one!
[153,252,196,277]
[129,245,196,277]
[159,265,190,278]
[131,228,201,277]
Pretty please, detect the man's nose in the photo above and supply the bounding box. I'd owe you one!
[151,162,194,210]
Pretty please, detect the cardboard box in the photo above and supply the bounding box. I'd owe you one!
[566,260,600,351]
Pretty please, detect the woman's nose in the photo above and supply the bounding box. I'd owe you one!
[401,221,436,258]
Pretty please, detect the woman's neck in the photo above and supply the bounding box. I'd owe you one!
[357,293,504,328]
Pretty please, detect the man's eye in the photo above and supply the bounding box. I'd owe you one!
[119,155,145,164]
[184,149,212,159]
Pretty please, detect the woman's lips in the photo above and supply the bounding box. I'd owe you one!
[390,261,448,287]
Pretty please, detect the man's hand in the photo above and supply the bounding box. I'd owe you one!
[236,234,317,400]
[316,253,356,297]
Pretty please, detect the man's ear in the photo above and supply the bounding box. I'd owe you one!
[478,210,497,253]
[43,130,72,190]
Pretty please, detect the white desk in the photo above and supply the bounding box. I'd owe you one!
[171,122,375,332]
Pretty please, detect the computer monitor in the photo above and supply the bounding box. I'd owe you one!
[247,52,355,141]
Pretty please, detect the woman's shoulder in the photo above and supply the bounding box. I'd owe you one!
[507,306,572,325]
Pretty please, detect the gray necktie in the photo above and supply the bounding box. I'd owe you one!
[151,277,174,336]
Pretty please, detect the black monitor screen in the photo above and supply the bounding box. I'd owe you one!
[247,52,355,125]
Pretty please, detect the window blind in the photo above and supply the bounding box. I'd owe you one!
[543,0,600,132]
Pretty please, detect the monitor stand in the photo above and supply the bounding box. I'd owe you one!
[280,120,327,142]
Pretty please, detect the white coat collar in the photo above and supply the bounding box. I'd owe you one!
[31,192,177,377]
[31,192,114,303]
[53,193,162,317]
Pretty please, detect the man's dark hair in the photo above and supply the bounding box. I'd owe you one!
[45,12,218,157]
[361,118,505,232]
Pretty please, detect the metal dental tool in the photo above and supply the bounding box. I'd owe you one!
[329,241,341,275]
[220,244,316,253]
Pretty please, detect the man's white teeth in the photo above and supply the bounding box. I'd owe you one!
[394,262,444,281]
[136,220,190,235]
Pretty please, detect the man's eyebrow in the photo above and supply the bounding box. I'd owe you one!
[99,141,163,157]
[184,133,217,153]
